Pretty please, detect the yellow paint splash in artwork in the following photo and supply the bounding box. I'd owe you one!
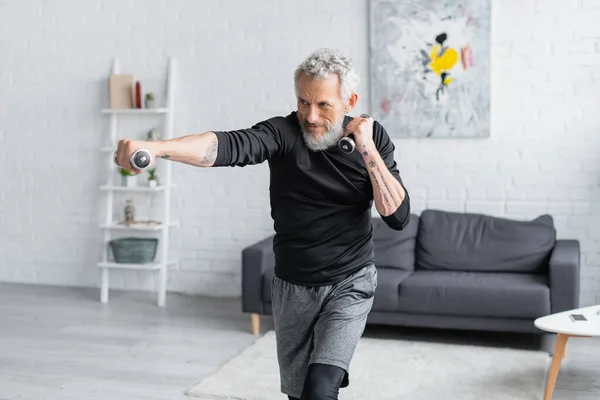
[429,44,458,84]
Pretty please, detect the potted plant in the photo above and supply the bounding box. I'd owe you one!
[119,167,137,188]
[147,127,160,141]
[145,92,155,109]
[148,167,159,188]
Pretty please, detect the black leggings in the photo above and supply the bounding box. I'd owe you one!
[288,363,347,400]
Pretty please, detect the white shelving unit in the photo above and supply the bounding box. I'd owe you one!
[99,56,178,307]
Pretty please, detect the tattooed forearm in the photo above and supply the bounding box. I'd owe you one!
[200,137,218,166]
[361,143,405,216]
[370,170,396,209]
[154,131,219,168]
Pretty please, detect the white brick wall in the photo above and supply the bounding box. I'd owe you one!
[2,0,600,306]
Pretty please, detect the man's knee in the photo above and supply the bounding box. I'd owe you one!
[300,363,346,400]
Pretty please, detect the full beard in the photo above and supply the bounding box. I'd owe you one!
[299,118,345,152]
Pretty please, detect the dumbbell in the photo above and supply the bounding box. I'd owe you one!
[113,149,153,171]
[338,113,371,154]
[338,135,355,154]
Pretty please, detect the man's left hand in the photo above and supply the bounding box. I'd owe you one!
[344,113,374,149]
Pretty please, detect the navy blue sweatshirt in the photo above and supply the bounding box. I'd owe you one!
[213,111,410,286]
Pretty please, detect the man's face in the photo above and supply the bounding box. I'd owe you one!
[296,73,356,151]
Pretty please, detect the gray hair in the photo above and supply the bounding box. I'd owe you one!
[294,48,360,103]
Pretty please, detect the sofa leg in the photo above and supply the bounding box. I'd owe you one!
[251,313,260,336]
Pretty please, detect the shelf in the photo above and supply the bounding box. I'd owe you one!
[101,108,169,114]
[100,184,175,192]
[100,219,179,231]
[97,259,178,271]
[99,56,178,308]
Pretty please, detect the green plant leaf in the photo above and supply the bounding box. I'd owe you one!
[119,167,133,176]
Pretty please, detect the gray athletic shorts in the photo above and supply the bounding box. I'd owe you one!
[271,263,377,399]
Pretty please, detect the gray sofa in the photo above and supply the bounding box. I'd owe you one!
[242,209,580,336]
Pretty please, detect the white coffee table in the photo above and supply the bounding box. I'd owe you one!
[534,304,600,400]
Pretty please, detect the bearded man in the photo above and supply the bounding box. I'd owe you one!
[115,48,411,400]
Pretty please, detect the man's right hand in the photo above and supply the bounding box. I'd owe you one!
[115,139,159,174]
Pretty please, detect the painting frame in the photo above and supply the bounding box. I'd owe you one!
[368,0,491,138]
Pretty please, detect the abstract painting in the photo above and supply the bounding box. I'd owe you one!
[369,1,491,138]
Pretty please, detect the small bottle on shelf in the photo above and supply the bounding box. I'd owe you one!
[124,199,135,225]
[135,82,142,109]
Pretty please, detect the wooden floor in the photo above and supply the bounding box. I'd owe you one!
[0,283,599,399]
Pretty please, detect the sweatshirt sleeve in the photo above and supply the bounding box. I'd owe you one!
[212,118,285,167]
[374,121,411,231]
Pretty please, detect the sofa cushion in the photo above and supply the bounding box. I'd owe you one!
[262,267,274,302]
[373,214,419,270]
[416,210,556,273]
[397,270,550,319]
[372,267,412,312]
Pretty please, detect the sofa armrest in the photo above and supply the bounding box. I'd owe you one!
[549,239,580,313]
[241,234,275,314]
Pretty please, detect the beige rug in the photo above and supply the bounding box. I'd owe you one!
[186,330,550,400]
